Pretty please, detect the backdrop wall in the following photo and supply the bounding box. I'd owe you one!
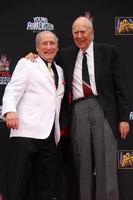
[0,0,133,199]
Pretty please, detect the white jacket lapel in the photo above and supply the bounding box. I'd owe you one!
[36,56,56,87]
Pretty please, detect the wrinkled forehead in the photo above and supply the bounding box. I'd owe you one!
[40,33,57,42]
[72,18,91,32]
[72,23,89,32]
[36,31,58,47]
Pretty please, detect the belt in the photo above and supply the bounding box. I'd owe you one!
[72,95,98,105]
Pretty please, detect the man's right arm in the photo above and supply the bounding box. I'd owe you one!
[2,58,30,128]
[4,112,19,129]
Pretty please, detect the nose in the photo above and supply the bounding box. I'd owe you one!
[77,32,82,38]
[47,43,52,49]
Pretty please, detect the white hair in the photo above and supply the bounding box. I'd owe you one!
[35,31,58,47]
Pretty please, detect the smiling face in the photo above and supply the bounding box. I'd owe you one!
[36,31,59,63]
[72,17,94,52]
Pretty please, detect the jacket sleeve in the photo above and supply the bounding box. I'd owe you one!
[2,58,30,116]
[112,46,130,122]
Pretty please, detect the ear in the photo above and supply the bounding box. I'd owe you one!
[91,29,94,40]
[36,47,39,53]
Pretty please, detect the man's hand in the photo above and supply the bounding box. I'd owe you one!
[25,52,38,62]
[5,112,19,129]
[119,121,130,139]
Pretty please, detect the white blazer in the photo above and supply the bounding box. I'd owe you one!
[2,57,64,144]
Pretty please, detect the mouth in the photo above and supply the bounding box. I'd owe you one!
[44,51,54,54]
[76,40,84,44]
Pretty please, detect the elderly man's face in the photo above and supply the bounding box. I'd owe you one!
[36,32,58,63]
[72,18,94,52]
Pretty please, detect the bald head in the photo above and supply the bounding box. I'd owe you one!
[36,31,58,47]
[72,16,94,52]
[36,31,59,63]
[72,16,93,32]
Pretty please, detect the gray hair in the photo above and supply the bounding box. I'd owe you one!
[72,16,94,40]
[72,16,94,32]
[35,31,58,47]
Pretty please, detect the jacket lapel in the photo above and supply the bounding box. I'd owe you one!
[66,47,79,104]
[67,46,79,87]
[36,56,55,86]
[93,43,101,87]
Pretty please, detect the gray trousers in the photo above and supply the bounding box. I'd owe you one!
[71,97,119,200]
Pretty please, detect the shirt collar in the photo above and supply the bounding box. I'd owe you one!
[78,41,93,58]
[39,56,54,67]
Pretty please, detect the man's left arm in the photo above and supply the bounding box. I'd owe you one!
[112,46,130,139]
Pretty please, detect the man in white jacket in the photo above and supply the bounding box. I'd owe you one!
[2,31,64,200]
